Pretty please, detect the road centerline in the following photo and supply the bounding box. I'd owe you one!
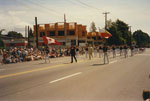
[49,72,82,84]
[109,60,118,64]
[0,59,86,79]
[0,64,65,79]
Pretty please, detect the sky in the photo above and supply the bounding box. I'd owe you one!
[0,0,150,36]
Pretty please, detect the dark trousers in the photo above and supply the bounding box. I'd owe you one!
[71,55,77,63]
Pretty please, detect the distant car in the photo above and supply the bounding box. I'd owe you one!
[139,48,145,51]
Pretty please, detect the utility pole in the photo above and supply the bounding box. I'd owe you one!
[102,12,110,44]
[25,26,27,38]
[28,26,30,48]
[129,26,132,46]
[64,14,67,46]
[35,17,39,49]
[103,12,110,30]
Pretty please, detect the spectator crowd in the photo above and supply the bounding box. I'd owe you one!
[0,47,72,64]
[0,44,145,65]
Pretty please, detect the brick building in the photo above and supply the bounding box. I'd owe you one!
[33,22,103,47]
[87,32,103,46]
[1,35,28,48]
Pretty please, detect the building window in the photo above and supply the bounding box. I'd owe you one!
[98,37,101,40]
[82,31,86,36]
[69,31,75,35]
[87,37,91,39]
[71,40,76,45]
[62,42,66,45]
[79,40,85,43]
[94,42,98,45]
[58,31,64,36]
[40,32,45,37]
[92,37,96,40]
[49,31,56,36]
[10,43,15,47]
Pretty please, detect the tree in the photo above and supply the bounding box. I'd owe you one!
[133,30,150,47]
[116,19,131,45]
[107,19,113,29]
[0,29,5,38]
[105,19,149,46]
[90,22,97,32]
[107,19,132,45]
[28,28,34,47]
[0,29,5,48]
[107,22,124,45]
[7,31,23,38]
[28,28,34,38]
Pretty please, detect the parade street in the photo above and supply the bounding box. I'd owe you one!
[0,49,150,101]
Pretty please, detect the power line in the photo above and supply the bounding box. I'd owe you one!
[19,0,87,23]
[65,0,89,9]
[15,0,61,18]
[26,0,64,17]
[14,0,106,28]
[32,0,64,15]
[18,0,98,22]
[16,0,63,18]
[34,0,82,21]
[70,0,120,26]
[64,0,104,22]
[75,0,105,12]
[66,0,111,29]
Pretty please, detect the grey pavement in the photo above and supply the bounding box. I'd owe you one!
[0,49,150,101]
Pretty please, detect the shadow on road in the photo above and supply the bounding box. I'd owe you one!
[38,63,46,64]
[63,63,71,64]
[92,64,105,66]
[36,62,50,65]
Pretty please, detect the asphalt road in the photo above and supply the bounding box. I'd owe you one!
[0,49,150,101]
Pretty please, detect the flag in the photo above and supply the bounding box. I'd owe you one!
[43,36,62,45]
[99,29,112,39]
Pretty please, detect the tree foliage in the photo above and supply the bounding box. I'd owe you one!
[116,19,131,45]
[107,22,122,45]
[28,28,34,48]
[90,22,97,32]
[0,39,4,48]
[7,31,23,38]
[133,30,150,47]
[106,19,150,47]
[0,29,5,48]
[28,28,34,38]
[107,19,133,46]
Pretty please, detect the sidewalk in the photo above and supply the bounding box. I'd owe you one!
[0,50,136,69]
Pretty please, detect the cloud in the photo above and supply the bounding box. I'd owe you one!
[0,0,150,36]
[0,10,32,36]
